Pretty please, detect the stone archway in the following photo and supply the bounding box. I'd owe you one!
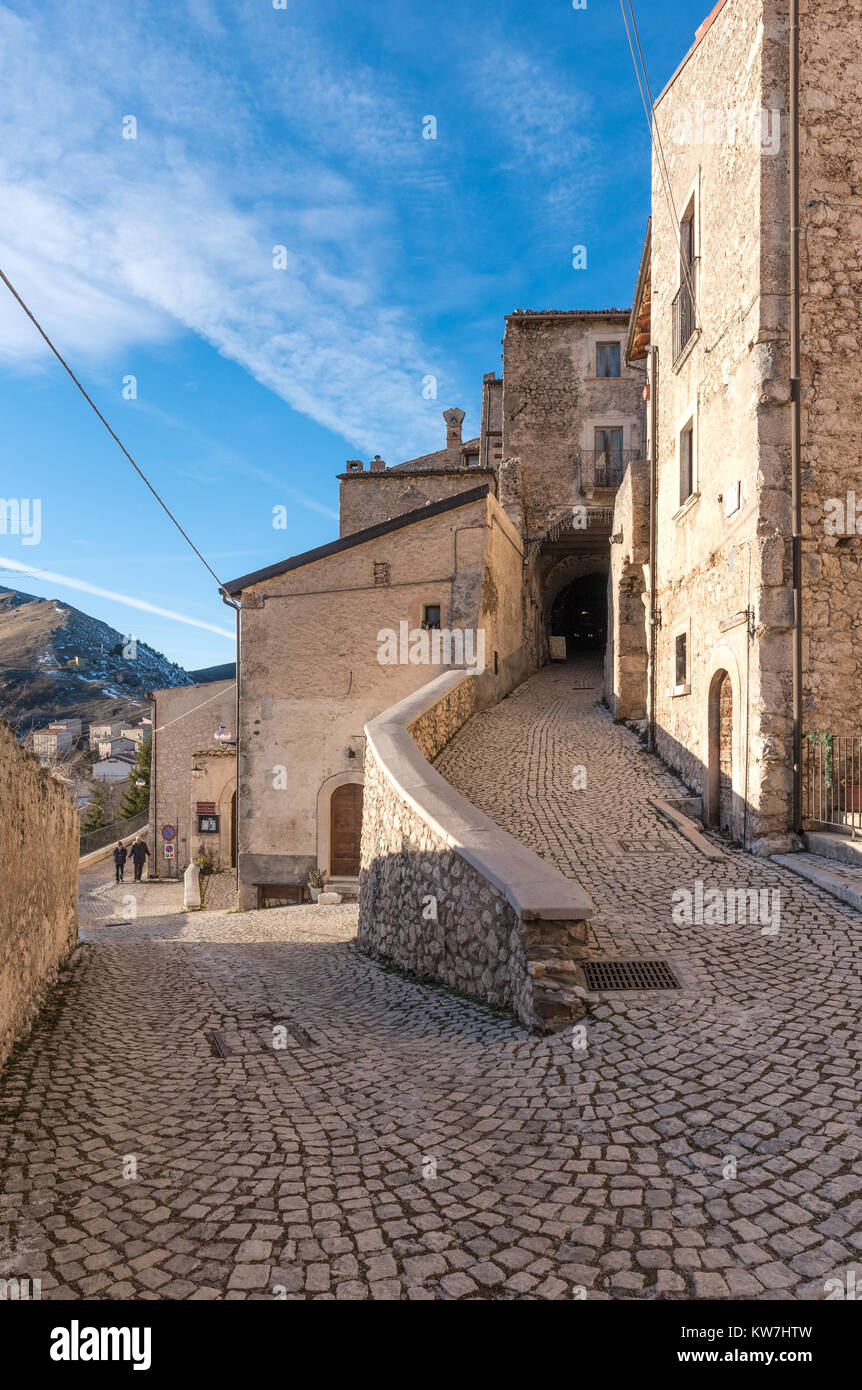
[316,771,365,879]
[708,668,734,832]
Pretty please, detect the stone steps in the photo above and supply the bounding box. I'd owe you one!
[771,849,862,914]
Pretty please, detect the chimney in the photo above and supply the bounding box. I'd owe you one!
[345,459,364,473]
[443,407,465,460]
[369,454,386,472]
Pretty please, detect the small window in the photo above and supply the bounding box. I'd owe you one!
[422,604,441,630]
[373,560,390,586]
[465,454,480,467]
[596,342,621,378]
[680,421,694,504]
[675,633,688,689]
[198,814,219,834]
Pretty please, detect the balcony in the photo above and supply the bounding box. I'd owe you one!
[577,448,641,499]
[672,258,699,365]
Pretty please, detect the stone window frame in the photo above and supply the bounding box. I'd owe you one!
[673,394,700,518]
[672,616,692,697]
[582,415,633,454]
[672,168,703,373]
[586,331,627,381]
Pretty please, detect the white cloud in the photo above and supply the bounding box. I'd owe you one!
[0,556,234,638]
[0,2,455,459]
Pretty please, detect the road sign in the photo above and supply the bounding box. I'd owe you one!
[162,825,176,841]
[163,843,175,859]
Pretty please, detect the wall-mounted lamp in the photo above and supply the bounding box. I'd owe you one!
[344,747,356,759]
[191,764,204,777]
[214,725,232,743]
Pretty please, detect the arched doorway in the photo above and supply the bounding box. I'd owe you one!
[708,669,734,832]
[330,782,363,876]
[549,573,608,653]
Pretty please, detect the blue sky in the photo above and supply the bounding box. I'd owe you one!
[0,0,708,669]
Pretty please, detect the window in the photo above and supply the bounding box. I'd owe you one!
[679,421,694,504]
[594,426,624,487]
[673,197,698,363]
[675,633,688,690]
[422,604,441,630]
[596,342,621,378]
[465,454,480,467]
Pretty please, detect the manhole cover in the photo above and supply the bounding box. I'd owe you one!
[583,959,680,991]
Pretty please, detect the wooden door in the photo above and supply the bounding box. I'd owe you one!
[330,783,363,876]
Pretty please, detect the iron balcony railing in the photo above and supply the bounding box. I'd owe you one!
[577,448,641,493]
[672,258,699,364]
[804,735,862,838]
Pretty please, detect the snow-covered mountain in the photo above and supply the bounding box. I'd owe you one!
[0,588,195,734]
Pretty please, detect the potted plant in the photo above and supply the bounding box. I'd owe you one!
[307,867,327,902]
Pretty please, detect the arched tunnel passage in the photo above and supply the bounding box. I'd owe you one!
[548,572,608,654]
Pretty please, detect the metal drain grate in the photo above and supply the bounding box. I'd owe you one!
[583,959,680,991]
[208,1028,230,1056]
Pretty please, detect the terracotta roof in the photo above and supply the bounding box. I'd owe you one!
[222,485,491,595]
[626,219,652,363]
[506,308,630,320]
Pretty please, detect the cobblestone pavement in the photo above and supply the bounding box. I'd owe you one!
[1,663,860,1301]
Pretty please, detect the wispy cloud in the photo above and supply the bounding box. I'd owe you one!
[0,556,234,638]
[0,2,456,459]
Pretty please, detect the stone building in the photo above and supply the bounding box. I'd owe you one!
[223,479,530,908]
[605,0,862,852]
[147,675,236,877]
[501,310,645,664]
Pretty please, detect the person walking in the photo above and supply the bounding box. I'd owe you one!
[113,841,127,884]
[129,837,150,882]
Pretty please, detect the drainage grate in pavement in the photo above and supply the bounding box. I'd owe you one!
[583,959,680,991]
[208,1029,230,1056]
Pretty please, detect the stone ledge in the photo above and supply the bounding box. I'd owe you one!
[364,670,592,924]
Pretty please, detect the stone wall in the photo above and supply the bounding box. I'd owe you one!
[502,311,645,535]
[149,678,236,877]
[781,0,862,737]
[357,673,592,1033]
[338,468,496,537]
[0,720,78,1071]
[605,457,650,719]
[647,0,793,850]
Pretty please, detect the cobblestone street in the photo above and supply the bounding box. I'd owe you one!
[1,659,860,1300]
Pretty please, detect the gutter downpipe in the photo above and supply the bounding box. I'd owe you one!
[648,344,659,751]
[220,590,241,875]
[790,0,803,833]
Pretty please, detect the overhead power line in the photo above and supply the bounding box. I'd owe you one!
[0,265,226,591]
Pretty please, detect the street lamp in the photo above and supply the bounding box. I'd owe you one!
[214,724,232,744]
[135,777,146,788]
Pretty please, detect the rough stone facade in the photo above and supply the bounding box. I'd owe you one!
[357,676,590,1032]
[0,719,77,1069]
[502,310,645,536]
[338,465,496,538]
[605,455,650,720]
[786,0,862,738]
[614,0,862,851]
[148,677,236,877]
[630,0,791,850]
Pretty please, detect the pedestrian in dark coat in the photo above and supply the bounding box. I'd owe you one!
[113,841,127,883]
[129,837,150,882]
